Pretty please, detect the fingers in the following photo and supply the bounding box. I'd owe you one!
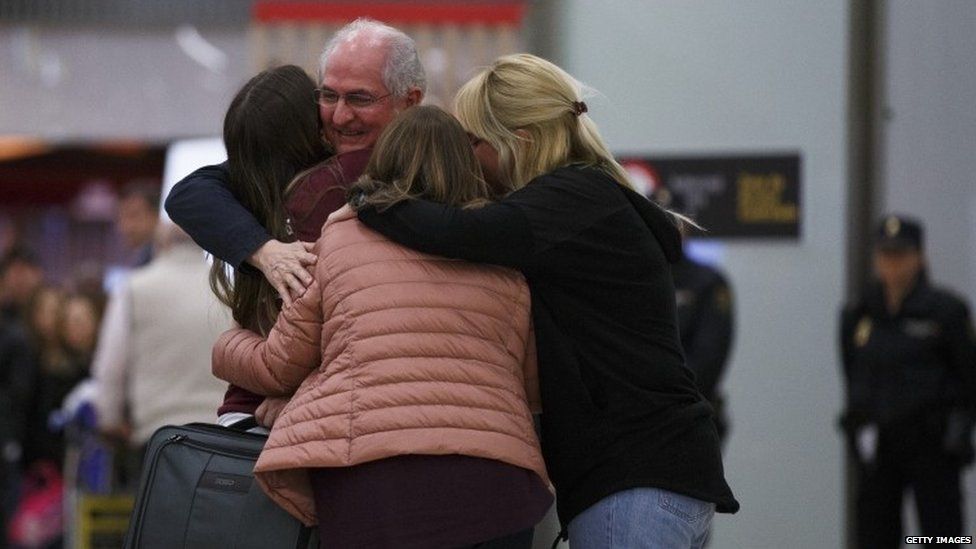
[269,262,310,307]
[283,241,316,266]
[253,240,315,270]
[268,268,294,308]
[275,241,315,278]
[253,239,317,306]
[298,251,317,266]
[283,268,307,299]
[282,257,314,286]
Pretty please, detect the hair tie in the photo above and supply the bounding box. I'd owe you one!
[572,101,588,117]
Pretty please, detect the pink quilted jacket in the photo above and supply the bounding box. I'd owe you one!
[212,205,547,525]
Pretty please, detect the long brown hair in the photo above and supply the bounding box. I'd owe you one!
[210,65,331,334]
[349,105,489,211]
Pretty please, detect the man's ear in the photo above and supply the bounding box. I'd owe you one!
[405,88,423,107]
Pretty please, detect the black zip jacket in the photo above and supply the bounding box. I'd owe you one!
[840,275,976,430]
[358,165,739,526]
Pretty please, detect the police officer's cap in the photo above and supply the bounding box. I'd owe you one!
[875,214,923,251]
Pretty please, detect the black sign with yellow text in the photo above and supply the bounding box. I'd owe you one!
[619,154,802,239]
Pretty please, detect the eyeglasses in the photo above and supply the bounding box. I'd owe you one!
[315,88,393,109]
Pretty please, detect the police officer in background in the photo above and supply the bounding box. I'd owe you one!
[650,186,735,444]
[840,214,976,548]
[672,233,735,444]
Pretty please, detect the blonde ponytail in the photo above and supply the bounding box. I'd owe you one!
[455,53,697,230]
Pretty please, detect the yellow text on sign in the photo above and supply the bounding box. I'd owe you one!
[736,173,798,223]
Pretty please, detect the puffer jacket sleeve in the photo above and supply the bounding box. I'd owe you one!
[212,276,324,397]
[255,396,290,428]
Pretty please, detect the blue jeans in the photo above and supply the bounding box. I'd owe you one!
[567,488,715,549]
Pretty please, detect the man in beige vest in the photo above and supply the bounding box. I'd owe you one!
[91,223,230,450]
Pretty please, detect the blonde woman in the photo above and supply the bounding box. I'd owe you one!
[356,54,739,549]
[212,105,552,549]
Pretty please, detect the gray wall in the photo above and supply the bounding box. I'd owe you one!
[549,2,850,547]
[0,25,249,140]
[878,0,976,537]
[879,0,976,306]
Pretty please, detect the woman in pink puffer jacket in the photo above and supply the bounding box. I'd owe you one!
[211,106,552,549]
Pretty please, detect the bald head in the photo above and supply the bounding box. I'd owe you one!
[319,18,427,98]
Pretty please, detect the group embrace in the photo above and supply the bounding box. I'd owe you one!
[166,18,738,549]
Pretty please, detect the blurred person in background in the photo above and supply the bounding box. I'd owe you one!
[24,290,102,470]
[672,240,735,446]
[91,222,229,481]
[669,236,734,549]
[0,247,44,323]
[165,19,425,428]
[26,287,65,372]
[0,248,46,542]
[0,286,65,539]
[60,293,102,363]
[116,179,161,268]
[654,190,736,446]
[0,294,35,545]
[840,214,976,548]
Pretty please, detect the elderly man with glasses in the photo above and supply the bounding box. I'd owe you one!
[168,17,425,302]
[164,18,425,427]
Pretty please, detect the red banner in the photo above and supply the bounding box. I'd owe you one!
[253,2,526,26]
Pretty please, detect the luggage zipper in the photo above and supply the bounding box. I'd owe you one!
[174,435,261,460]
[129,434,186,547]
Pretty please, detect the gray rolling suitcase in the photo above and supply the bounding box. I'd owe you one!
[123,423,316,549]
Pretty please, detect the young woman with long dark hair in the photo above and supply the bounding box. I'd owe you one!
[206,64,372,426]
[210,64,331,337]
